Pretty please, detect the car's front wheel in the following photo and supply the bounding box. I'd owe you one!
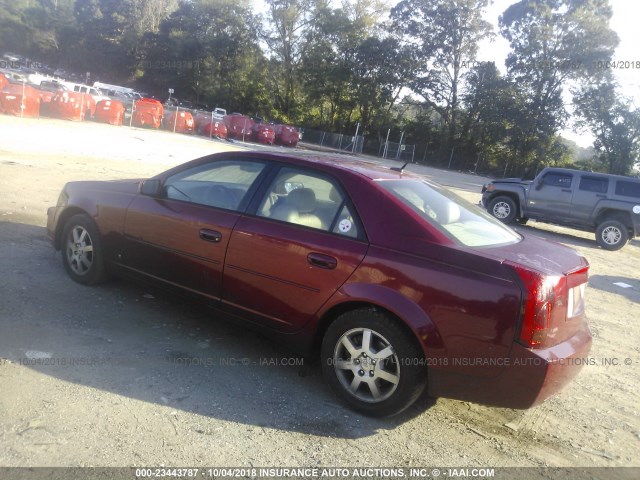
[61,213,108,285]
[321,308,427,417]
[596,219,629,251]
[488,196,517,224]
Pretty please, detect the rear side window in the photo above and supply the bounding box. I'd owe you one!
[615,180,640,199]
[543,172,573,187]
[257,167,363,238]
[380,179,520,247]
[579,176,608,193]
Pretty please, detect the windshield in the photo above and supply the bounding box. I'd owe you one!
[380,179,520,247]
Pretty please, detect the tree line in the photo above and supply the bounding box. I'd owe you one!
[1,0,638,176]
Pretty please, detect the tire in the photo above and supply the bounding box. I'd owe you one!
[596,220,629,251]
[321,308,427,417]
[61,214,108,285]
[488,196,517,224]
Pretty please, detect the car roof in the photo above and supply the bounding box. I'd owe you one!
[235,151,419,182]
[542,167,640,182]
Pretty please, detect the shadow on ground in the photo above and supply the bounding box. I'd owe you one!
[588,275,640,301]
[0,221,435,440]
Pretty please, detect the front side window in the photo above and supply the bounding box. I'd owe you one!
[164,160,266,211]
[542,172,573,188]
[380,179,520,247]
[257,167,362,238]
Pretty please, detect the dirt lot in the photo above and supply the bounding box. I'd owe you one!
[0,115,639,473]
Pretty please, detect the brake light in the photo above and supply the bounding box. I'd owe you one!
[507,263,568,348]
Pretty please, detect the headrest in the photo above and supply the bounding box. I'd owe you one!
[288,188,316,213]
[441,202,460,224]
[329,187,342,203]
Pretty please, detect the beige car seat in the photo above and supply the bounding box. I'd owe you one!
[270,187,324,229]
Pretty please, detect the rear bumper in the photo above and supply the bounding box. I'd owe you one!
[428,322,592,408]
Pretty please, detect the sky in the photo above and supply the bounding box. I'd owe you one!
[477,0,640,147]
[255,0,639,147]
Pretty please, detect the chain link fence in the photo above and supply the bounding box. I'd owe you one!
[299,128,364,153]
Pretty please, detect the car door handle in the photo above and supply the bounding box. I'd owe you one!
[562,188,572,193]
[596,194,607,198]
[199,229,222,243]
[307,252,337,270]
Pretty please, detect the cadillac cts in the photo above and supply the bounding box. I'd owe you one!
[47,152,592,417]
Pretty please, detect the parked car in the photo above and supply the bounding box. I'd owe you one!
[0,72,9,90]
[274,124,299,147]
[212,107,226,120]
[93,99,125,126]
[194,114,228,139]
[252,122,276,145]
[45,90,95,121]
[0,83,41,117]
[131,98,163,129]
[163,109,195,133]
[38,80,68,91]
[481,167,640,250]
[47,152,592,417]
[223,113,254,140]
[32,80,67,106]
[60,82,110,107]
[0,69,26,83]
[99,89,134,112]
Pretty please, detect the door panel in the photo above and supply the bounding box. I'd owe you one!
[122,196,241,299]
[526,172,574,220]
[571,175,609,223]
[223,216,368,331]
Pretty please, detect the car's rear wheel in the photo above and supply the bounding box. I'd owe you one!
[488,196,517,224]
[596,220,628,251]
[61,214,108,285]
[321,308,427,417]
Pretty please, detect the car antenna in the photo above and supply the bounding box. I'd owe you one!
[390,162,409,173]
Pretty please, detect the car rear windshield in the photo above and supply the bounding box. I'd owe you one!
[380,179,521,247]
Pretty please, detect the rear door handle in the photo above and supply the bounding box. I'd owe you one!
[199,229,222,243]
[307,252,337,270]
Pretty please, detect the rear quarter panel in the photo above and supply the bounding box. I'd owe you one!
[316,243,522,379]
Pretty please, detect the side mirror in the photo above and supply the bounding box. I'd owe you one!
[534,179,544,190]
[140,179,162,197]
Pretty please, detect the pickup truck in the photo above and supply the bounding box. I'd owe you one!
[481,167,640,250]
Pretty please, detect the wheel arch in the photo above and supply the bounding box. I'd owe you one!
[595,208,633,232]
[487,191,524,217]
[311,285,444,359]
[54,207,94,250]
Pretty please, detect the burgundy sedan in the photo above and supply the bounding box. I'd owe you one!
[47,152,592,417]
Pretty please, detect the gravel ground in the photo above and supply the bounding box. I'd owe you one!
[0,115,638,475]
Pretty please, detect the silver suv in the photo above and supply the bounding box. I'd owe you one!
[481,167,640,250]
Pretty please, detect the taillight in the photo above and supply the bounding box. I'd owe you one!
[507,262,569,348]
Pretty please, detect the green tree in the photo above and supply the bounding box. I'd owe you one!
[141,0,269,113]
[262,0,318,120]
[348,37,415,138]
[391,0,493,159]
[574,78,640,175]
[0,0,76,62]
[499,0,619,172]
